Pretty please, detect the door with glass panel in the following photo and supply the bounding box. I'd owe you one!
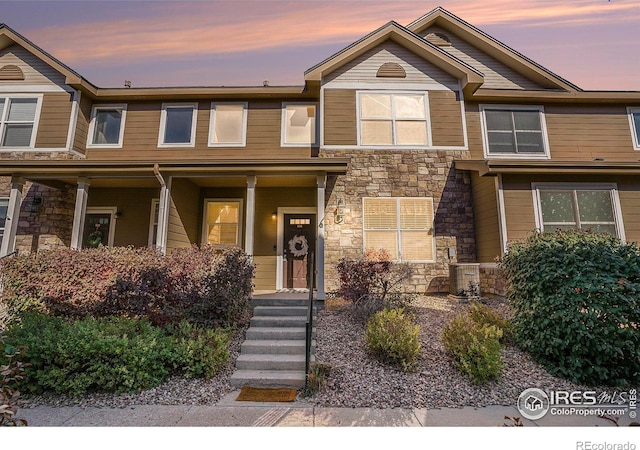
[283,214,316,289]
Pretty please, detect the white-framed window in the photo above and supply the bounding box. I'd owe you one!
[201,199,243,247]
[533,183,625,240]
[627,107,640,150]
[87,104,127,148]
[358,91,430,146]
[209,102,247,147]
[148,198,160,247]
[480,105,550,158]
[0,94,43,148]
[363,197,435,262]
[0,197,9,246]
[281,103,317,146]
[158,102,197,147]
[82,207,117,248]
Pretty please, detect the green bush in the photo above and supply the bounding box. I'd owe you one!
[500,230,640,386]
[5,313,175,395]
[441,314,503,384]
[365,308,421,371]
[168,321,230,378]
[468,301,513,343]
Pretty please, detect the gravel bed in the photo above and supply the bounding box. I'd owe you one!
[306,294,590,409]
[18,295,593,410]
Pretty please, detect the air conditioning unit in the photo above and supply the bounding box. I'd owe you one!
[448,263,480,297]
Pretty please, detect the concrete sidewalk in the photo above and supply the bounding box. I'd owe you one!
[15,391,634,427]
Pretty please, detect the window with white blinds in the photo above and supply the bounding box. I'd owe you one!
[0,96,41,148]
[363,197,435,262]
[209,103,247,146]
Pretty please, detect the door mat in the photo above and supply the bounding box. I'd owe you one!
[236,386,298,402]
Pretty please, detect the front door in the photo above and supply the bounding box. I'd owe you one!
[283,214,315,289]
[82,208,115,248]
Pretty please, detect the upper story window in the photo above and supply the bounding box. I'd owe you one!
[0,95,42,148]
[358,92,429,146]
[281,103,317,146]
[87,104,127,148]
[363,197,435,262]
[209,102,247,147]
[627,107,640,150]
[480,105,549,158]
[533,184,624,240]
[158,102,197,147]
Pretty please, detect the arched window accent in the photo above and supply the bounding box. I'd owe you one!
[0,65,25,80]
[376,62,406,78]
[425,32,452,47]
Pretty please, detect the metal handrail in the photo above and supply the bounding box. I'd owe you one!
[305,251,315,379]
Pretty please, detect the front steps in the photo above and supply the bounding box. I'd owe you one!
[230,298,316,389]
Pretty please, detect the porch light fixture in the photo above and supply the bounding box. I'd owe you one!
[272,211,277,220]
[335,198,345,224]
[28,196,42,213]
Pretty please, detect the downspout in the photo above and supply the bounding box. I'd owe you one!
[154,164,169,255]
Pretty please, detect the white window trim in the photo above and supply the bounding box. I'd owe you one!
[158,102,198,148]
[148,198,159,247]
[0,196,8,246]
[626,107,640,150]
[84,206,117,247]
[201,198,244,247]
[208,102,248,147]
[86,103,127,148]
[281,102,318,147]
[0,93,44,150]
[480,104,551,159]
[362,197,436,263]
[356,90,432,148]
[531,182,626,242]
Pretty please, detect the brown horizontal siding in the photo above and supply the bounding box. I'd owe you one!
[501,175,536,242]
[470,173,500,262]
[72,94,92,155]
[464,103,484,159]
[34,92,72,148]
[324,89,357,146]
[429,90,465,147]
[617,179,640,244]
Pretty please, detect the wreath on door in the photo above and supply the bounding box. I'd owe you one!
[288,235,309,258]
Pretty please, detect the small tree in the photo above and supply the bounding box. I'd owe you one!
[500,230,640,386]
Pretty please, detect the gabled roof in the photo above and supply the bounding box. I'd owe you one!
[305,20,485,97]
[407,7,581,92]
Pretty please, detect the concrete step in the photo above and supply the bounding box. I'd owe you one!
[230,369,306,389]
[235,353,306,371]
[240,339,315,355]
[245,326,315,340]
[250,298,311,308]
[253,306,314,316]
[250,315,308,328]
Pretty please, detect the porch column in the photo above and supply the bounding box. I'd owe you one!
[316,174,326,300]
[0,177,24,257]
[245,175,256,256]
[155,182,170,255]
[70,178,90,250]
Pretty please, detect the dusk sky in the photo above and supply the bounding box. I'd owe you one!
[1,0,639,90]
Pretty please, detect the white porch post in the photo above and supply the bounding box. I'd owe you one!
[316,174,326,300]
[0,177,24,257]
[156,182,170,255]
[70,179,90,250]
[245,175,256,256]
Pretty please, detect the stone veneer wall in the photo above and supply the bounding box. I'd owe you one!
[479,265,507,297]
[321,149,476,294]
[0,177,76,254]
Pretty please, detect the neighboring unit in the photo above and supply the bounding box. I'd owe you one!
[1,7,640,298]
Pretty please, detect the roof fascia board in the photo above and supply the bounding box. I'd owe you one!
[472,88,640,103]
[84,86,310,101]
[407,8,581,92]
[455,159,640,176]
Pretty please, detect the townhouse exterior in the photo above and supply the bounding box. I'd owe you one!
[1,7,639,299]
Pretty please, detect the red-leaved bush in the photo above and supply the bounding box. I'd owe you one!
[0,245,255,328]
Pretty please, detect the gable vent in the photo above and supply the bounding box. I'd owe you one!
[376,62,406,78]
[425,32,451,47]
[0,65,25,80]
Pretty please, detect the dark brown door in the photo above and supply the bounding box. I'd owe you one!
[283,214,315,289]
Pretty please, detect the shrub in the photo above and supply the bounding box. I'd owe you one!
[500,230,640,386]
[441,314,503,384]
[303,362,331,397]
[5,313,175,395]
[0,335,28,426]
[365,308,421,371]
[336,249,414,321]
[468,301,513,343]
[167,321,230,378]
